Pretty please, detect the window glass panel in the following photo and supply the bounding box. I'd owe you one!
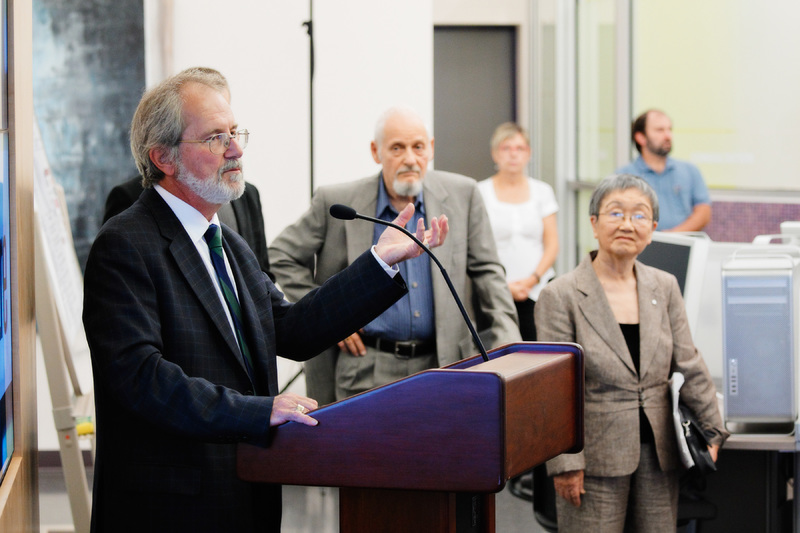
[577,0,617,183]
[576,187,597,257]
[633,0,800,190]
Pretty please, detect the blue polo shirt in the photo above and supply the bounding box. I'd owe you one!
[617,156,710,230]
[361,176,435,342]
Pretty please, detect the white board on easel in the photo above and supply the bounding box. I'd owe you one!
[33,123,92,398]
[33,120,93,533]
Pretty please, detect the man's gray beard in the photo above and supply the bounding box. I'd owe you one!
[177,159,245,205]
[393,177,423,197]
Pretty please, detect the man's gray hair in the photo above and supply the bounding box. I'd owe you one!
[373,105,430,148]
[130,67,229,187]
[589,173,660,222]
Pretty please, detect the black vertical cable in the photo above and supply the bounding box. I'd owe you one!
[283,3,314,395]
[302,1,314,198]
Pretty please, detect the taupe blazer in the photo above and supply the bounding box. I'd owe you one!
[269,171,521,404]
[536,253,727,477]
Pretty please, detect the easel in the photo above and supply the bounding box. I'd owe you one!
[33,123,94,533]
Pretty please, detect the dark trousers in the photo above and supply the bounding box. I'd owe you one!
[515,298,537,341]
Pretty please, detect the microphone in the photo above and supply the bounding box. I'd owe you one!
[329,203,490,362]
[329,203,358,221]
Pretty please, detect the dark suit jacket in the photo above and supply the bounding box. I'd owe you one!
[103,176,272,277]
[83,188,407,532]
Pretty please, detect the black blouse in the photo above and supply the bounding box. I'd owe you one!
[620,323,656,444]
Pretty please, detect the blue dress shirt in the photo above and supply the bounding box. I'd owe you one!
[617,156,710,230]
[361,176,435,342]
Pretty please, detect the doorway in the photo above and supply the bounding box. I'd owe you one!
[433,26,517,181]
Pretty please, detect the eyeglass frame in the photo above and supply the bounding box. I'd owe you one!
[597,210,653,227]
[178,129,250,155]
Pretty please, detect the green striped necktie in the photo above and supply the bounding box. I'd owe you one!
[203,224,255,379]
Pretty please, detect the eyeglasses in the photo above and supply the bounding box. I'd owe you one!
[178,130,249,155]
[598,210,652,227]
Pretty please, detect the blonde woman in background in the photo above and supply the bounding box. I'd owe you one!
[478,123,559,341]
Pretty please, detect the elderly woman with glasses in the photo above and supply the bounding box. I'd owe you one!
[535,174,728,532]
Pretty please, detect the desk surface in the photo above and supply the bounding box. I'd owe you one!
[725,433,796,451]
[716,395,798,451]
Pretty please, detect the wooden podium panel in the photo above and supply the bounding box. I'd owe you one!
[338,488,495,533]
[237,342,584,531]
[444,343,584,479]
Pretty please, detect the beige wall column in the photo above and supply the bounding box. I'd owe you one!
[0,0,38,530]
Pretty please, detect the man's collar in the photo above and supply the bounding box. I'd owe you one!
[154,183,221,243]
[635,155,674,173]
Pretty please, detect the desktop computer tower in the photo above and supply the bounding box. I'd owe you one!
[722,249,800,433]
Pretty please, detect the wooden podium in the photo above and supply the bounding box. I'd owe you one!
[237,342,584,532]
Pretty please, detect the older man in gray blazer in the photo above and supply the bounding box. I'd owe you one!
[269,106,520,403]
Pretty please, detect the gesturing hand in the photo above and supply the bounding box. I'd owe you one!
[374,203,449,266]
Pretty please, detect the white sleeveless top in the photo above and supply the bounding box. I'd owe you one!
[478,177,558,301]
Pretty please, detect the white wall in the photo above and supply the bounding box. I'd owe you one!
[164,1,313,241]
[146,0,434,241]
[314,1,433,193]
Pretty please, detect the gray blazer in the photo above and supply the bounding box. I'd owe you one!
[269,171,521,404]
[536,253,727,477]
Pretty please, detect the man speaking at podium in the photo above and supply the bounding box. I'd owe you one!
[82,67,447,533]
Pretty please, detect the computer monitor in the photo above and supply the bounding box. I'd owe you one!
[779,221,800,244]
[636,232,710,339]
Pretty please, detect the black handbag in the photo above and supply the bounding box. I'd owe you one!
[678,402,717,475]
[670,372,717,476]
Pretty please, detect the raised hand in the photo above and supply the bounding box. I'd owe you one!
[374,203,449,266]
